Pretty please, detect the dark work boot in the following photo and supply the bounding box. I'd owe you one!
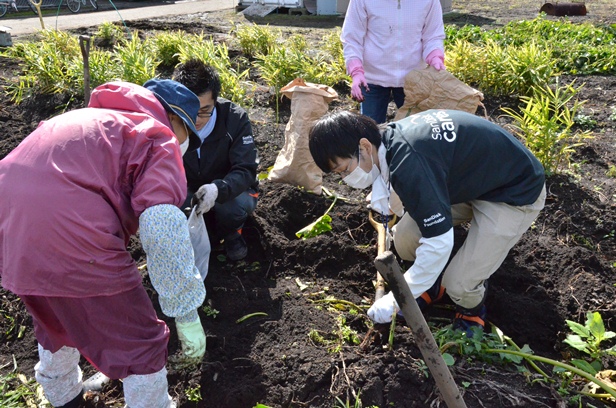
[415,273,446,311]
[453,303,487,337]
[224,231,248,261]
[397,273,446,321]
[56,390,83,408]
[452,281,489,337]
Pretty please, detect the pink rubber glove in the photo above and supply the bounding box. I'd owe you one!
[347,59,369,102]
[426,49,445,71]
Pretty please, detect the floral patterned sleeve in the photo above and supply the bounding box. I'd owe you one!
[139,204,206,323]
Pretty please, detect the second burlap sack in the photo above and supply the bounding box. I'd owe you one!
[394,66,485,120]
[268,78,338,195]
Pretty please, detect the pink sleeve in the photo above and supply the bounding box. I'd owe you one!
[422,0,446,60]
[130,130,187,217]
[346,58,365,77]
[341,0,368,65]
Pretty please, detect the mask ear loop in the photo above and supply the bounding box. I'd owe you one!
[182,120,189,142]
[370,143,390,245]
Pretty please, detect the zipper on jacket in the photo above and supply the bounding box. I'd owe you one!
[397,0,400,9]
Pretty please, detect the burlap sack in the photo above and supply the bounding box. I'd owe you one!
[268,78,338,195]
[394,66,485,121]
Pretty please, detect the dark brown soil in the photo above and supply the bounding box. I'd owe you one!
[1,1,616,407]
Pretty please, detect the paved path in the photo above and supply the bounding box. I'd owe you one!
[1,0,236,38]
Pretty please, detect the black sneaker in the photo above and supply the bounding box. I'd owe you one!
[224,233,247,261]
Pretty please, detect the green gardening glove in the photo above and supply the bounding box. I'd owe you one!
[175,318,206,361]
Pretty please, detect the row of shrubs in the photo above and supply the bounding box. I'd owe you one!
[2,15,612,174]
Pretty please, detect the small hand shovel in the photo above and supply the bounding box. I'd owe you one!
[368,210,397,301]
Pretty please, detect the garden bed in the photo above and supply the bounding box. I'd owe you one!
[1,1,616,407]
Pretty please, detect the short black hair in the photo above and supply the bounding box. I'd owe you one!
[309,111,382,173]
[172,59,221,100]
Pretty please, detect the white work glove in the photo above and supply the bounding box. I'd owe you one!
[192,183,218,216]
[367,292,399,324]
[176,318,206,362]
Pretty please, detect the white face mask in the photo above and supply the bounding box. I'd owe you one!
[343,146,379,189]
[179,137,190,156]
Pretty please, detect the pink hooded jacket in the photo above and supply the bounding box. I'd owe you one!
[0,81,186,297]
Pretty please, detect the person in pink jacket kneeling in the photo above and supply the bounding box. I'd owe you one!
[0,79,207,408]
[341,0,446,124]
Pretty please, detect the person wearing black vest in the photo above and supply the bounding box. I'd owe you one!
[308,109,546,336]
[173,59,259,261]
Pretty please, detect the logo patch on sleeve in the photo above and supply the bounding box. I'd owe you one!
[423,213,445,228]
[243,136,254,145]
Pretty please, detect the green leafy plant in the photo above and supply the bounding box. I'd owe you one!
[564,311,616,368]
[201,305,220,318]
[255,46,309,100]
[186,384,202,403]
[446,16,616,77]
[95,21,125,45]
[152,30,189,67]
[296,194,338,239]
[435,322,616,400]
[309,315,360,353]
[177,37,249,104]
[574,113,597,130]
[286,33,308,53]
[231,23,280,59]
[502,80,593,175]
[307,296,367,314]
[3,30,83,103]
[87,49,122,88]
[334,315,361,349]
[254,30,346,121]
[114,33,159,86]
[447,38,555,97]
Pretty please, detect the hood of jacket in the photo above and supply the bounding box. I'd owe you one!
[88,81,170,126]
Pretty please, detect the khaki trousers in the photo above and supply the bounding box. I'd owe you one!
[392,185,546,309]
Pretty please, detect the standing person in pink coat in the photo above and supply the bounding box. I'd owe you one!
[341,0,447,123]
[0,79,206,408]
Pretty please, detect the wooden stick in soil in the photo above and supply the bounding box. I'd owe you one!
[374,251,467,408]
[79,35,91,106]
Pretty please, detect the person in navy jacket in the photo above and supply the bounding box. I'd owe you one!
[308,109,546,336]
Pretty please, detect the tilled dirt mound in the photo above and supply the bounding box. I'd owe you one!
[1,2,616,407]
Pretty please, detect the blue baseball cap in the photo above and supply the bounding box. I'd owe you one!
[143,78,201,152]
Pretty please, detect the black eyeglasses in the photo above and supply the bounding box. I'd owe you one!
[340,150,360,177]
[198,108,214,118]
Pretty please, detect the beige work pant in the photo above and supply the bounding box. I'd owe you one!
[392,185,546,309]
